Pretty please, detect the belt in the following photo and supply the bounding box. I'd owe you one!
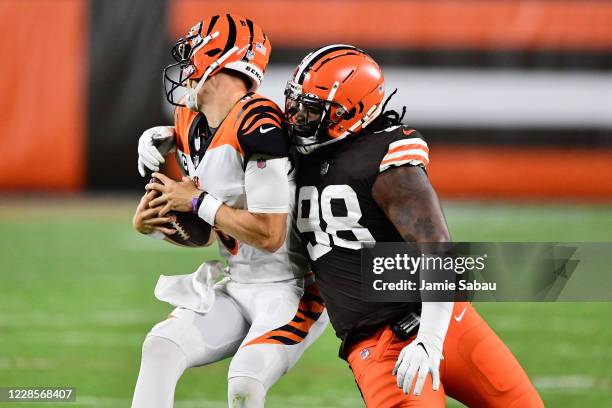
[391,312,420,340]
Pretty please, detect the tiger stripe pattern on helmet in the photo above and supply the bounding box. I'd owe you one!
[164,14,271,106]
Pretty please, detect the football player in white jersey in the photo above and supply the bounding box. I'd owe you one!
[131,14,328,408]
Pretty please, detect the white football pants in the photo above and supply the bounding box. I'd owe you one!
[131,277,328,407]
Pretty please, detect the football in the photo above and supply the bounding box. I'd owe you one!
[149,177,212,247]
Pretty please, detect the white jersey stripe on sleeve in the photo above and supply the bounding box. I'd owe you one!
[387,138,428,150]
[379,131,430,173]
[381,148,429,163]
[379,157,429,172]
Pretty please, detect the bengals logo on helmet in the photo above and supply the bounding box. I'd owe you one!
[163,14,271,107]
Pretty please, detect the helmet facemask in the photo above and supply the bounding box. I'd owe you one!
[284,81,347,154]
[163,22,228,111]
[163,16,270,111]
[163,22,206,107]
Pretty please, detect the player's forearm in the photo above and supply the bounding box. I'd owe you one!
[417,301,453,351]
[372,165,453,342]
[214,205,287,252]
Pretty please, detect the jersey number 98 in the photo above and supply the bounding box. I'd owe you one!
[297,185,375,260]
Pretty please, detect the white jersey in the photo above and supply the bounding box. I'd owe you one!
[173,93,309,283]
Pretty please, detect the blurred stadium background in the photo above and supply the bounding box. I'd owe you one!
[1,0,611,407]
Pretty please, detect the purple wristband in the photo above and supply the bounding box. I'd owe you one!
[192,192,207,213]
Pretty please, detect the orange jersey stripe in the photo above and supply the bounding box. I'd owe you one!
[381,154,430,166]
[387,144,430,156]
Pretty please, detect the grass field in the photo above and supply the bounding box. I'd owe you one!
[1,197,611,407]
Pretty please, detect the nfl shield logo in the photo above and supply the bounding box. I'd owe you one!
[320,162,329,175]
[360,348,370,359]
[257,159,266,169]
[255,43,267,55]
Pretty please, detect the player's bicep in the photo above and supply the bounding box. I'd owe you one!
[372,165,450,243]
[244,156,290,214]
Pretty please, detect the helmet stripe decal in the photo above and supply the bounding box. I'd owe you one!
[342,68,355,83]
[319,51,360,71]
[205,15,219,36]
[296,44,357,84]
[297,45,355,84]
[242,18,255,62]
[295,44,341,81]
[317,81,340,129]
[222,14,237,56]
[246,19,254,44]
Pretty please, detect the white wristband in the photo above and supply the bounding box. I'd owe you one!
[148,231,166,240]
[197,193,223,225]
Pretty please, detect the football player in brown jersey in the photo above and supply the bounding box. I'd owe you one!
[286,45,543,407]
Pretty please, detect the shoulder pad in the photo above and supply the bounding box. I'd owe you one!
[237,97,289,159]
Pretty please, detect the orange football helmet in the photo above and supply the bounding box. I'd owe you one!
[284,45,385,154]
[164,14,271,109]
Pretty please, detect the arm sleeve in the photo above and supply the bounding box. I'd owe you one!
[379,128,429,173]
[244,156,291,213]
[417,301,453,355]
[237,100,290,160]
[417,253,453,354]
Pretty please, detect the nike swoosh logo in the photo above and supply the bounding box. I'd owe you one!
[259,126,276,134]
[454,307,467,322]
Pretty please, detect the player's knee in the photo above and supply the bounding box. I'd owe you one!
[228,376,266,408]
[141,335,186,370]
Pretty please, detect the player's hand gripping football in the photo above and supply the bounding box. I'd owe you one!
[137,126,175,177]
[132,190,176,236]
[392,335,443,396]
[146,172,201,216]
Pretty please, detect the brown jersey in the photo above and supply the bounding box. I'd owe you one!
[295,125,430,355]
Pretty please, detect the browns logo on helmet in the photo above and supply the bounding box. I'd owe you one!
[163,14,271,109]
[284,45,385,154]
